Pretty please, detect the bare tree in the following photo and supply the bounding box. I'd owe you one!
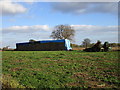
[50,25,75,41]
[82,38,91,48]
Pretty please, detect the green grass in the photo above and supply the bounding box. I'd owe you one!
[2,51,120,88]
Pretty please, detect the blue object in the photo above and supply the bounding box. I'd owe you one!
[16,39,72,51]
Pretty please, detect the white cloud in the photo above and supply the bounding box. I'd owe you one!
[71,25,118,33]
[0,0,27,16]
[71,25,118,44]
[2,24,118,34]
[51,2,118,15]
[2,24,118,35]
[2,25,50,33]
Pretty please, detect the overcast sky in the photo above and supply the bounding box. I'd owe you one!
[0,0,118,48]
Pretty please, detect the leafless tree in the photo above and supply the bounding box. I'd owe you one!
[50,25,75,41]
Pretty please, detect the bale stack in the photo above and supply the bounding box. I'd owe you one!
[16,41,66,51]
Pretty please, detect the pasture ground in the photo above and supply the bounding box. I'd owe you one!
[1,50,120,88]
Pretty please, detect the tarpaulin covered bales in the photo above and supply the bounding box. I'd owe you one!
[16,39,72,51]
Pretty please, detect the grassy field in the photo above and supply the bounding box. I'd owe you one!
[1,51,120,88]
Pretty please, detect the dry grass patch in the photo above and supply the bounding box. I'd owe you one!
[1,74,25,88]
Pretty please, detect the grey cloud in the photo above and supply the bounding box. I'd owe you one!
[90,3,118,14]
[51,2,118,15]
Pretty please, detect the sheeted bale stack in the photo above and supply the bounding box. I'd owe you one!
[16,39,72,51]
[16,43,29,51]
[29,42,65,51]
[39,42,65,51]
